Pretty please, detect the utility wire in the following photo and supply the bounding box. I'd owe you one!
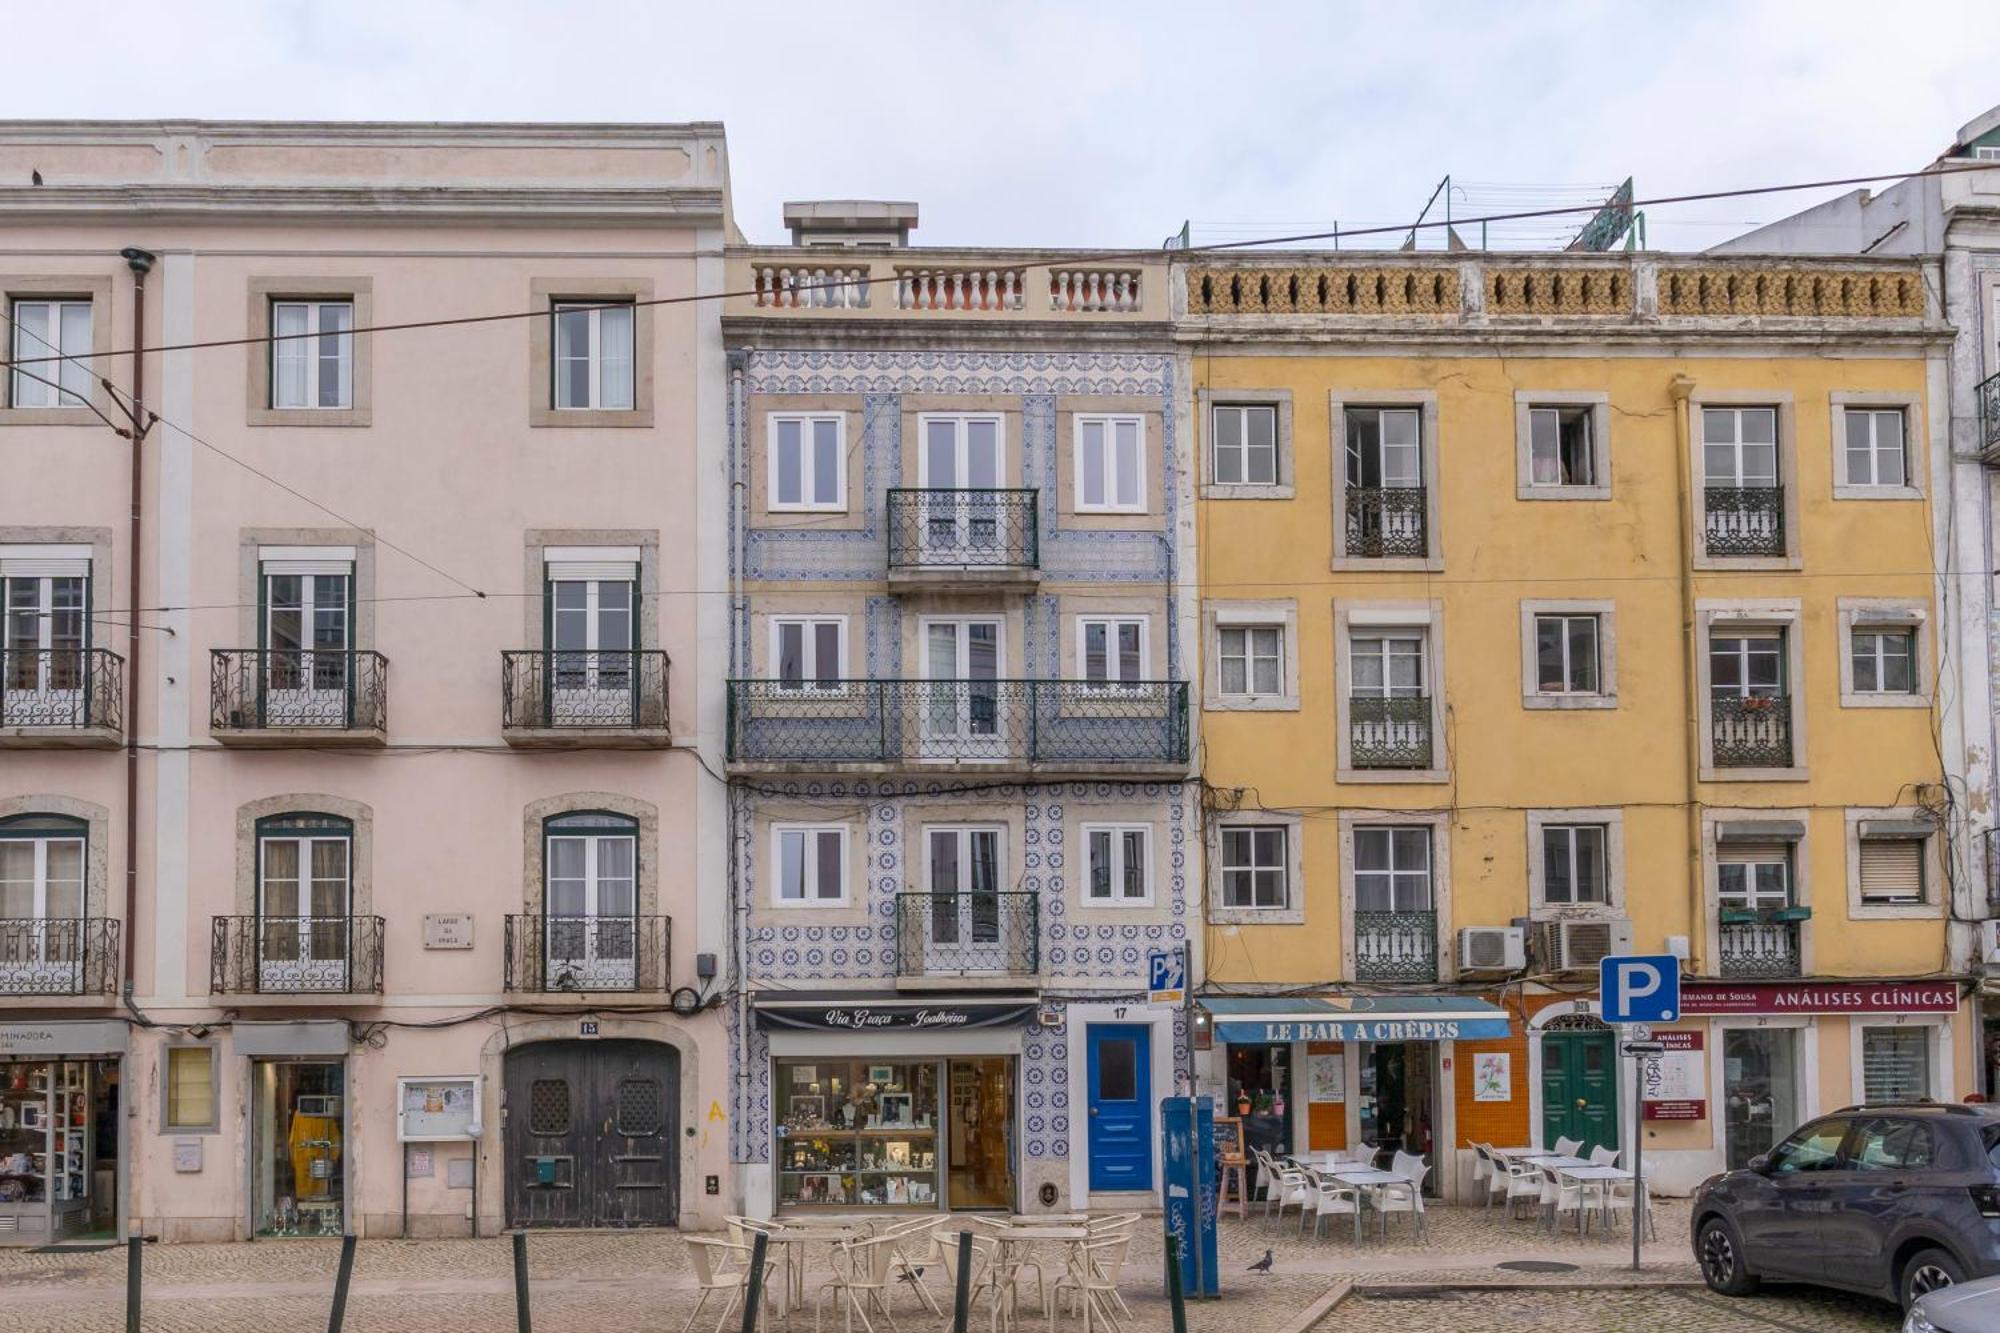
[2,160,1994,373]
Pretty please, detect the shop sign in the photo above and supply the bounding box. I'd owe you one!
[1641,1030,1705,1121]
[756,1001,1037,1032]
[0,1019,128,1056]
[1680,981,1959,1016]
[1213,1017,1510,1044]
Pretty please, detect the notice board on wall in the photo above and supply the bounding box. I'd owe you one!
[397,1076,482,1142]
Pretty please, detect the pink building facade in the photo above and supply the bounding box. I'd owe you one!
[0,122,732,1241]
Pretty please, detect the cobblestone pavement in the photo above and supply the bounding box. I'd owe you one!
[0,1199,1902,1332]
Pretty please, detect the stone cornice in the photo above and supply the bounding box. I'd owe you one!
[0,185,727,224]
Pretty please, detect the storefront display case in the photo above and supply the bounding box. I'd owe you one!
[774,1061,941,1208]
[0,1060,91,1241]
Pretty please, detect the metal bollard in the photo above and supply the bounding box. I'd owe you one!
[1166,1236,1189,1333]
[327,1233,357,1333]
[951,1229,973,1333]
[740,1230,768,1333]
[125,1229,143,1333]
[512,1230,532,1333]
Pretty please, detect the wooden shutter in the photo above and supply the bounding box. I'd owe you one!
[1859,839,1924,904]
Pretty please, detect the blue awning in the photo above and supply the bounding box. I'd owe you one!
[1202,995,1511,1044]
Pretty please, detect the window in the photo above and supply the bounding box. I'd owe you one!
[1528,407,1595,487]
[1535,614,1600,695]
[1976,145,2000,162]
[1843,408,1907,488]
[1850,1117,1935,1170]
[3,558,89,699]
[1703,407,1779,488]
[164,1046,217,1131]
[1083,824,1151,903]
[1218,625,1283,698]
[1074,415,1144,512]
[1851,628,1916,695]
[1718,845,1790,909]
[551,300,634,411]
[8,298,92,408]
[1346,408,1422,490]
[1858,837,1925,905]
[1212,405,1277,486]
[270,300,354,410]
[543,811,639,990]
[0,813,85,924]
[1711,632,1785,700]
[1353,827,1432,912]
[769,414,845,511]
[1541,825,1607,906]
[1079,616,1147,686]
[261,558,353,705]
[1350,633,1425,699]
[772,825,847,905]
[1220,825,1288,909]
[255,813,353,989]
[1768,1118,1851,1174]
[1861,1028,1932,1104]
[772,617,845,692]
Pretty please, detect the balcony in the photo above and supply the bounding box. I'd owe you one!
[503,915,671,994]
[500,650,670,748]
[726,679,1189,772]
[0,649,123,748]
[0,918,120,997]
[1353,910,1438,982]
[730,250,1163,322]
[210,649,387,746]
[894,892,1038,983]
[1348,697,1433,771]
[209,915,385,996]
[1711,695,1793,769]
[1717,919,1802,979]
[1981,369,2000,464]
[886,489,1040,589]
[1344,486,1427,559]
[1703,486,1786,557]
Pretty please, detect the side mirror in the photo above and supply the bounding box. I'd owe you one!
[1747,1154,1772,1175]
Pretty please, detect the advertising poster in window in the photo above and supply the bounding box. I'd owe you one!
[1306,1053,1344,1103]
[1473,1052,1511,1102]
[1642,1030,1706,1121]
[397,1076,481,1142]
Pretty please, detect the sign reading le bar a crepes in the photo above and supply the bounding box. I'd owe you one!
[755,1001,1036,1032]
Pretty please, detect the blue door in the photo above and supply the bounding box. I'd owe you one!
[1086,1024,1152,1192]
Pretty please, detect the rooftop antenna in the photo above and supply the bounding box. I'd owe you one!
[1567,177,1637,251]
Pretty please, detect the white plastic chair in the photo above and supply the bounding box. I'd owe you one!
[881,1215,942,1316]
[1372,1159,1429,1240]
[1271,1162,1313,1227]
[1503,1159,1543,1219]
[1605,1164,1658,1240]
[1538,1164,1587,1235]
[815,1233,901,1333]
[1051,1234,1129,1333]
[1390,1150,1425,1182]
[682,1237,775,1333]
[1309,1172,1364,1243]
[1250,1149,1282,1214]
[1588,1145,1619,1167]
[1553,1136,1584,1158]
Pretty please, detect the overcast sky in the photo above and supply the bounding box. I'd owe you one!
[6,0,1998,251]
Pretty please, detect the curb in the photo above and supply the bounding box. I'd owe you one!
[1274,1278,1353,1333]
[1355,1278,1705,1294]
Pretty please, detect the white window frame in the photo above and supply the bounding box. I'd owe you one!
[1080,823,1153,906]
[1203,600,1299,712]
[1525,808,1626,918]
[1702,807,1815,976]
[1334,601,1449,783]
[1209,812,1305,925]
[1514,393,1611,500]
[551,300,636,412]
[270,299,355,411]
[1337,808,1453,981]
[1072,413,1147,514]
[9,297,93,409]
[1689,391,1799,568]
[769,615,848,694]
[1830,393,1924,499]
[1533,612,1601,696]
[1211,403,1279,488]
[1835,597,1931,710]
[1330,390,1442,571]
[1198,389,1294,499]
[1518,599,1617,710]
[1843,806,1943,921]
[766,412,847,512]
[1076,615,1149,689]
[1218,625,1283,697]
[916,412,1008,487]
[1215,822,1293,914]
[1696,601,1808,781]
[769,823,850,907]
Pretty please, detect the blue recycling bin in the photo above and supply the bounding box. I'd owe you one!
[1160,1095,1220,1298]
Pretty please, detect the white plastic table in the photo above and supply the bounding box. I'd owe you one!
[1556,1164,1634,1230]
[1330,1168,1415,1242]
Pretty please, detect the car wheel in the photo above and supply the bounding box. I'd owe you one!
[1900,1248,1964,1310]
[1698,1219,1759,1297]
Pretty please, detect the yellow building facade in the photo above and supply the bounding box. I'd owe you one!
[1181,255,1971,1197]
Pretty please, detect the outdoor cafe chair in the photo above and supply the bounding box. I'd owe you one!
[880,1215,943,1316]
[1273,1162,1314,1228]
[1374,1158,1430,1240]
[1051,1235,1130,1333]
[1588,1145,1620,1167]
[1537,1164,1587,1235]
[1504,1159,1544,1221]
[1605,1164,1658,1240]
[815,1233,902,1333]
[1553,1136,1584,1158]
[682,1236,777,1333]
[1309,1172,1364,1243]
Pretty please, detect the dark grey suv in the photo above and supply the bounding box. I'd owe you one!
[1692,1104,2000,1310]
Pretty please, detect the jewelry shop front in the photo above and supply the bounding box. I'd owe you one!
[754,994,1035,1213]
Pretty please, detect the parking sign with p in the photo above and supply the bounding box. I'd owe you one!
[1598,953,1680,1025]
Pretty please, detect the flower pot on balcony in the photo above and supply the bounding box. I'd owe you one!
[1768,905,1812,923]
[1718,908,1760,925]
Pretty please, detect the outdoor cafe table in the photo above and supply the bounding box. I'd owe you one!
[1556,1164,1636,1231]
[764,1221,864,1329]
[1328,1167,1412,1241]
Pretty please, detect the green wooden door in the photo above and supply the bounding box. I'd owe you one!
[1540,1029,1619,1156]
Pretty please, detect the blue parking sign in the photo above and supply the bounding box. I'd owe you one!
[1599,954,1680,1024]
[1148,947,1185,1002]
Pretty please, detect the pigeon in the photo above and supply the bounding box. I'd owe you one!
[897,1266,926,1284]
[1246,1249,1274,1275]
[30,169,42,186]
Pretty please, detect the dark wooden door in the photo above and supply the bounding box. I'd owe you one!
[505,1040,678,1228]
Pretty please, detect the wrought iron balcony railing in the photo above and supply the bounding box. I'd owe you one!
[1344,486,1427,558]
[0,648,123,733]
[0,918,120,996]
[726,679,1189,766]
[1353,910,1438,982]
[501,650,670,733]
[894,892,1039,978]
[1703,486,1786,557]
[210,915,385,994]
[1711,694,1793,769]
[886,489,1039,570]
[1980,369,2000,457]
[1717,919,1801,979]
[503,914,671,993]
[210,649,388,733]
[1349,696,1433,770]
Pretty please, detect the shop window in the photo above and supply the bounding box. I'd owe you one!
[251,1059,345,1237]
[164,1045,216,1131]
[774,1059,942,1208]
[0,1059,95,1232]
[1862,1027,1933,1103]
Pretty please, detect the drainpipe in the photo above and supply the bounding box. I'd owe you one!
[1668,374,1703,976]
[118,247,154,1000]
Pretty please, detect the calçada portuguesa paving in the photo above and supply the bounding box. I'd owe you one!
[0,1200,1902,1332]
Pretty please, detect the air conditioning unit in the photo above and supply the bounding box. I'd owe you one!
[1981,920,2000,969]
[1458,926,1525,972]
[1534,918,1634,973]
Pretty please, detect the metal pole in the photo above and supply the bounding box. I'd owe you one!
[327,1233,357,1333]
[1165,1234,1189,1333]
[125,1228,142,1333]
[401,1143,409,1239]
[469,1133,480,1240]
[739,1230,769,1333]
[512,1230,532,1333]
[1632,1033,1645,1272]
[950,1230,973,1333]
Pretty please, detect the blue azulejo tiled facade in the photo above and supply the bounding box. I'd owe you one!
[725,330,1193,1214]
